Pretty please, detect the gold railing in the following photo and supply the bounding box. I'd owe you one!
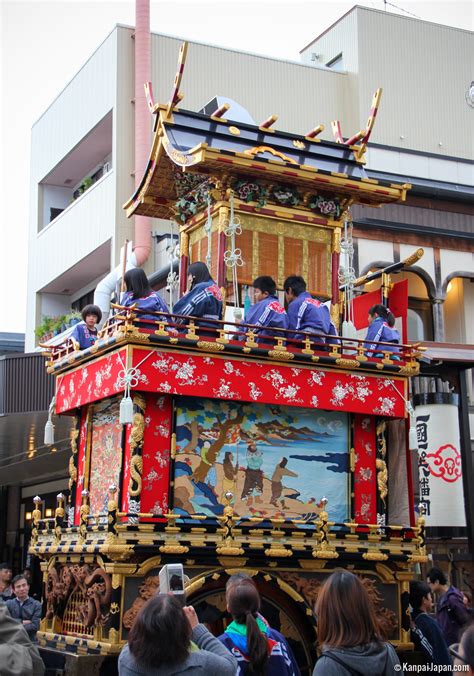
[43,304,423,373]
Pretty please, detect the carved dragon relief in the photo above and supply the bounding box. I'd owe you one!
[45,563,112,628]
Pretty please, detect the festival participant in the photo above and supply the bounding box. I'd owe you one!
[240,442,264,506]
[364,305,400,357]
[283,275,336,344]
[270,457,298,508]
[409,580,451,666]
[0,563,13,601]
[312,570,402,675]
[71,305,102,350]
[427,567,471,646]
[6,575,42,642]
[173,262,223,330]
[219,577,300,675]
[122,268,169,322]
[0,602,44,675]
[118,594,237,675]
[238,276,288,342]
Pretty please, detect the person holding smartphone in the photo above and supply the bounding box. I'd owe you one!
[118,594,237,675]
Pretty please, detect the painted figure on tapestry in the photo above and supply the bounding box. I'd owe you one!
[174,397,349,521]
[88,398,123,515]
[221,452,238,502]
[270,458,298,508]
[241,442,264,506]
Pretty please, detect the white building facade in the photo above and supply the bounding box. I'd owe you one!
[26,7,474,356]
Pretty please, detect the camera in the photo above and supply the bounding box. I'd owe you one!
[159,564,186,604]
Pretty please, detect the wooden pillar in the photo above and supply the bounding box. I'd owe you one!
[331,227,341,328]
[179,230,189,296]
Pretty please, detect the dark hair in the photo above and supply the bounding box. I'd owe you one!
[315,570,380,648]
[81,304,102,323]
[368,304,395,327]
[280,457,288,468]
[124,268,153,300]
[0,562,11,571]
[253,276,276,296]
[11,575,28,589]
[427,567,447,586]
[128,594,191,668]
[283,275,306,296]
[409,580,431,611]
[227,580,268,674]
[188,262,212,288]
[460,624,474,669]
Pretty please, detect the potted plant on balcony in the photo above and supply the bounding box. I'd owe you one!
[66,310,82,327]
[35,316,55,342]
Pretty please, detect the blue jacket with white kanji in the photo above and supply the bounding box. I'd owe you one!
[173,281,223,327]
[240,295,288,342]
[364,316,400,356]
[121,291,169,322]
[287,292,333,343]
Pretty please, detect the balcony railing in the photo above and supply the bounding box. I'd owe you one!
[43,304,423,376]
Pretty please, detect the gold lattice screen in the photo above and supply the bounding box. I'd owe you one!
[188,213,331,297]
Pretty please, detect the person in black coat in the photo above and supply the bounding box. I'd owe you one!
[409,580,452,667]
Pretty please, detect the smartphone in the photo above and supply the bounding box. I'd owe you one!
[159,564,186,605]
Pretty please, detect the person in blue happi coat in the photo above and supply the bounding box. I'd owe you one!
[238,276,288,343]
[284,275,338,345]
[364,304,400,357]
[121,268,169,322]
[173,262,223,330]
[71,304,102,350]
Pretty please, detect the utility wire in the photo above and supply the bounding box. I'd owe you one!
[382,0,421,19]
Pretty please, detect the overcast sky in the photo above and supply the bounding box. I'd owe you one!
[1,0,472,334]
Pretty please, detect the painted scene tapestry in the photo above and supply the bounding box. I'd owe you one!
[174,397,349,522]
[89,397,123,515]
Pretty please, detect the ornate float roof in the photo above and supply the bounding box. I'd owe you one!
[124,106,411,220]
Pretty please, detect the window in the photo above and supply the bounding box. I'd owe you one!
[408,300,433,341]
[71,290,95,313]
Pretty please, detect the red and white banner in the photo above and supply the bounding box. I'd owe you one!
[415,403,465,527]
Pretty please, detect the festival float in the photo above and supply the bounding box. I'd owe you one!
[33,43,427,674]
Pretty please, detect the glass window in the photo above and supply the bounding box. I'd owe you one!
[408,300,433,341]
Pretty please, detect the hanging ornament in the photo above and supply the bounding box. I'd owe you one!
[165,220,180,311]
[117,367,140,425]
[338,212,358,349]
[203,193,213,270]
[44,395,56,446]
[223,191,244,309]
[406,402,418,450]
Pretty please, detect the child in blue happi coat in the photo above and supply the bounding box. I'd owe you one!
[284,275,337,345]
[173,262,223,330]
[71,304,102,350]
[121,268,169,322]
[218,577,300,676]
[364,304,400,357]
[238,276,288,343]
